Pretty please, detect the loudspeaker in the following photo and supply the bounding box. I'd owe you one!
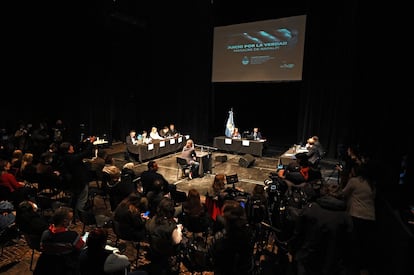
[215,155,227,162]
[239,154,255,168]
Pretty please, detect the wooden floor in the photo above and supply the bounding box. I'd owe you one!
[0,142,339,274]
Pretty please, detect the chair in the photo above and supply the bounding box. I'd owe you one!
[176,157,191,179]
[23,233,41,271]
[112,219,140,268]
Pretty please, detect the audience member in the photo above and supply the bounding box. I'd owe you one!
[178,188,212,233]
[10,149,23,175]
[209,199,255,275]
[0,200,16,231]
[180,139,200,179]
[18,152,36,182]
[35,151,62,193]
[140,160,171,196]
[205,174,228,221]
[34,206,85,275]
[0,159,35,205]
[336,144,364,188]
[105,165,137,211]
[57,138,96,221]
[290,183,353,275]
[340,161,377,275]
[15,200,49,236]
[121,162,140,190]
[145,197,183,275]
[146,178,171,218]
[113,193,148,242]
[79,227,147,275]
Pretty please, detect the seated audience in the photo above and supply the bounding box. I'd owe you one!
[0,200,16,231]
[178,188,212,234]
[140,160,171,196]
[113,193,148,242]
[290,183,353,275]
[209,199,255,274]
[15,199,49,236]
[145,197,183,275]
[205,174,228,221]
[34,206,85,275]
[0,159,36,205]
[105,165,137,211]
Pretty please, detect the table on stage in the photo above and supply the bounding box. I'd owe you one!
[127,135,188,163]
[279,146,308,166]
[213,136,266,157]
[196,151,213,177]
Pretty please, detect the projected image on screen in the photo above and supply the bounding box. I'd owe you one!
[212,15,307,82]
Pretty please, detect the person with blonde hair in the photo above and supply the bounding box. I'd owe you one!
[180,139,199,179]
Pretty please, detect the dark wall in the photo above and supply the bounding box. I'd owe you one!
[3,1,413,177]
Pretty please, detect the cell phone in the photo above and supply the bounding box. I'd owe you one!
[143,210,150,217]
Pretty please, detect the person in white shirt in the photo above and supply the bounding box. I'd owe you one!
[150,127,163,140]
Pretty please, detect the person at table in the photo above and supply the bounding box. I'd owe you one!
[167,123,179,138]
[125,129,139,161]
[251,127,263,140]
[231,127,241,139]
[149,126,163,140]
[181,139,200,179]
[159,126,170,138]
[141,130,151,144]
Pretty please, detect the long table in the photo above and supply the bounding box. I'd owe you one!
[213,136,266,157]
[127,136,188,163]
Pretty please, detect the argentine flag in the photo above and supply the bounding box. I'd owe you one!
[225,108,235,137]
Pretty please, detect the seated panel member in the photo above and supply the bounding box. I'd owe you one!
[125,129,139,161]
[149,127,163,140]
[251,127,263,140]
